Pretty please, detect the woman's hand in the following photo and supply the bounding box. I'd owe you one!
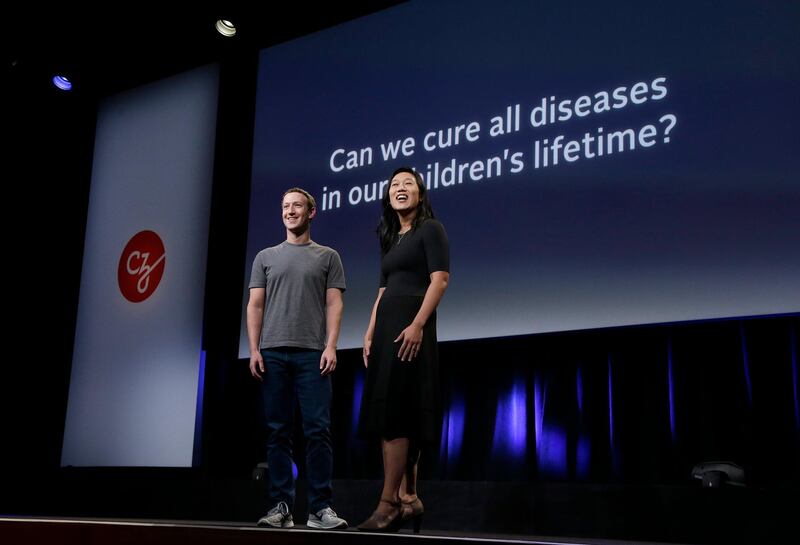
[363,337,372,367]
[395,323,423,361]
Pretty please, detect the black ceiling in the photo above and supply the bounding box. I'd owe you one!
[8,3,404,99]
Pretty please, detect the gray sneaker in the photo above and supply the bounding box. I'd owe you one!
[258,501,294,528]
[307,507,348,529]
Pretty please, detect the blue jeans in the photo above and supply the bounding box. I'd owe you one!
[261,347,333,514]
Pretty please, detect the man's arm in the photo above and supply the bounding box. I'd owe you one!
[320,287,344,375]
[247,287,266,380]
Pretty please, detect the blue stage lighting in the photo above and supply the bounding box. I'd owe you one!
[53,75,72,91]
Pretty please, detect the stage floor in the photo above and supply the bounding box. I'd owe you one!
[0,516,688,545]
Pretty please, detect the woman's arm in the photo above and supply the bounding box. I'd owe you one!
[395,271,449,361]
[362,287,386,367]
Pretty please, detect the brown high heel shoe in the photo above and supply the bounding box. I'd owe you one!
[401,497,424,534]
[357,498,403,532]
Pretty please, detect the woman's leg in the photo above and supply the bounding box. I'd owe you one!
[357,437,407,531]
[399,443,420,503]
[375,437,408,514]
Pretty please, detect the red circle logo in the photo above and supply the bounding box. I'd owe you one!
[118,230,166,302]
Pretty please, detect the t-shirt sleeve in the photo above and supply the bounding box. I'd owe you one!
[327,250,347,291]
[248,252,267,289]
[422,220,450,274]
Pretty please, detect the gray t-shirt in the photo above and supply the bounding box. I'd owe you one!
[249,241,346,351]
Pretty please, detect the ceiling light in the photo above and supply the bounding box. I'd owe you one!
[52,75,72,91]
[215,20,236,37]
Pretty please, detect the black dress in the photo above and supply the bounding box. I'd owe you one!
[358,219,450,442]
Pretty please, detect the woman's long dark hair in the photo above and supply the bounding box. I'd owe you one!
[378,167,435,253]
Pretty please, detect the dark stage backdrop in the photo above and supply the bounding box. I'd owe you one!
[216,316,799,487]
[210,317,800,487]
[240,0,800,353]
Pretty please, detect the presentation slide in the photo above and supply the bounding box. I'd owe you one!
[240,0,799,353]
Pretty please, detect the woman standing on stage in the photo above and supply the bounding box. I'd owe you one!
[356,167,450,533]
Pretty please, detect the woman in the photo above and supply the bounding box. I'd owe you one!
[357,167,449,533]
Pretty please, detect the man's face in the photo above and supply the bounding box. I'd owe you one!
[282,192,315,232]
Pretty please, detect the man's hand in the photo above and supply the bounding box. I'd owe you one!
[250,352,265,380]
[320,347,337,375]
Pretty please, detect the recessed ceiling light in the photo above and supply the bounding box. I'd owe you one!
[53,75,72,91]
[215,19,236,37]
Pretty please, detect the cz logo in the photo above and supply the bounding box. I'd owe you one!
[118,230,166,302]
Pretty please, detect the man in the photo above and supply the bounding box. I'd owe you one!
[248,187,347,529]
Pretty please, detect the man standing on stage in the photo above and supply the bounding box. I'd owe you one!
[247,187,348,529]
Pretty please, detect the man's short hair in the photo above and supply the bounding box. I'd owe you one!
[282,187,316,210]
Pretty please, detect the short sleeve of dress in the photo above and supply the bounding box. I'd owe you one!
[422,220,450,275]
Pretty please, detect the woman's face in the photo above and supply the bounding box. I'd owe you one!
[388,172,421,213]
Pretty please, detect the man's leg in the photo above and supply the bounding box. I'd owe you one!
[293,349,334,514]
[262,349,296,512]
